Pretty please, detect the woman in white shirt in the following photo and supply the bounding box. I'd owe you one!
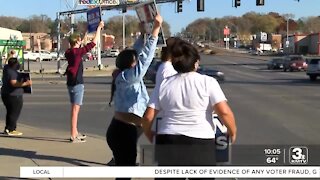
[142,40,237,166]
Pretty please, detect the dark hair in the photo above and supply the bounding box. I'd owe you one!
[109,69,121,106]
[171,41,200,73]
[115,49,137,71]
[161,37,182,62]
[8,58,19,67]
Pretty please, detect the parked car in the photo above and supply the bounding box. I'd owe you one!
[267,58,284,70]
[102,49,120,58]
[51,51,65,60]
[306,57,320,81]
[145,59,225,83]
[283,55,307,72]
[23,50,52,62]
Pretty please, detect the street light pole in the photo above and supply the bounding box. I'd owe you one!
[122,13,126,49]
[284,14,294,54]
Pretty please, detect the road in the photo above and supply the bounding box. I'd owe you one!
[22,57,116,73]
[1,53,319,146]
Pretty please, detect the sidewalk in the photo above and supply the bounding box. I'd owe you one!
[0,121,112,180]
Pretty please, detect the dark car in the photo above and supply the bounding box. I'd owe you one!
[283,55,307,72]
[197,65,225,82]
[145,59,225,83]
[145,59,162,83]
[267,58,284,70]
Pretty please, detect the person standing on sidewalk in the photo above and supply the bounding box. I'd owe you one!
[65,21,104,143]
[106,14,162,173]
[142,40,237,168]
[1,58,32,136]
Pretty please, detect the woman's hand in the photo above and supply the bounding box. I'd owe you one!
[26,80,32,87]
[151,13,163,38]
[153,14,163,28]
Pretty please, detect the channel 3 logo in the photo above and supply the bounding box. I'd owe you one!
[289,146,308,165]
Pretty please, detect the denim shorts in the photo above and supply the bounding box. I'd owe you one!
[68,84,84,105]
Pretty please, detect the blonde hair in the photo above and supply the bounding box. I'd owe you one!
[69,33,81,47]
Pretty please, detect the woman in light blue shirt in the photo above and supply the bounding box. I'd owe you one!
[106,14,162,172]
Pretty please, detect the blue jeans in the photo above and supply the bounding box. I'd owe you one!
[67,84,84,105]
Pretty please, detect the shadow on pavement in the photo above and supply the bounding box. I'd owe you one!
[0,177,38,180]
[0,134,69,143]
[0,147,106,166]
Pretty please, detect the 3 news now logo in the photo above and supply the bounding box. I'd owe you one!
[289,146,308,165]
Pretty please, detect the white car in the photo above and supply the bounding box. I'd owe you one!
[306,57,320,81]
[24,50,53,62]
[51,51,65,60]
[107,49,120,57]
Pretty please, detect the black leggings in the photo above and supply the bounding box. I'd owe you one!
[155,134,216,166]
[1,95,23,131]
[106,118,140,180]
[155,134,216,180]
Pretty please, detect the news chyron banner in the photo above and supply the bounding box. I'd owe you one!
[87,7,101,33]
[79,0,120,6]
[134,0,166,47]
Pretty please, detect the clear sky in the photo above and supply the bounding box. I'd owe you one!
[0,0,318,34]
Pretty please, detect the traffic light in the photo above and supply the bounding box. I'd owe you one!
[234,0,241,8]
[197,0,204,12]
[256,0,265,6]
[177,0,183,13]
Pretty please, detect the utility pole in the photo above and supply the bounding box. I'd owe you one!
[284,14,294,54]
[122,12,126,49]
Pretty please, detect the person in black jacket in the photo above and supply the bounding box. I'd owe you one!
[1,58,32,136]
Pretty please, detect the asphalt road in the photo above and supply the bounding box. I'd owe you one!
[22,57,116,73]
[1,53,319,146]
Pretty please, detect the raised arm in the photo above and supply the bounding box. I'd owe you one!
[92,21,104,44]
[123,14,163,82]
[79,21,105,55]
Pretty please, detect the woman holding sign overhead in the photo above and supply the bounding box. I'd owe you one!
[106,14,162,172]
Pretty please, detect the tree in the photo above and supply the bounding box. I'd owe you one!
[302,16,320,33]
[0,16,24,30]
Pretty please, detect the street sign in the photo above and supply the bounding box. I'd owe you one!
[87,7,101,33]
[286,40,290,47]
[223,38,230,41]
[223,27,230,36]
[261,32,268,42]
[0,40,26,46]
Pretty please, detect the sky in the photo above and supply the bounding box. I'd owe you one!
[0,0,319,34]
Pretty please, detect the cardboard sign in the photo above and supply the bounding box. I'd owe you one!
[213,114,231,163]
[87,7,101,33]
[134,0,166,46]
